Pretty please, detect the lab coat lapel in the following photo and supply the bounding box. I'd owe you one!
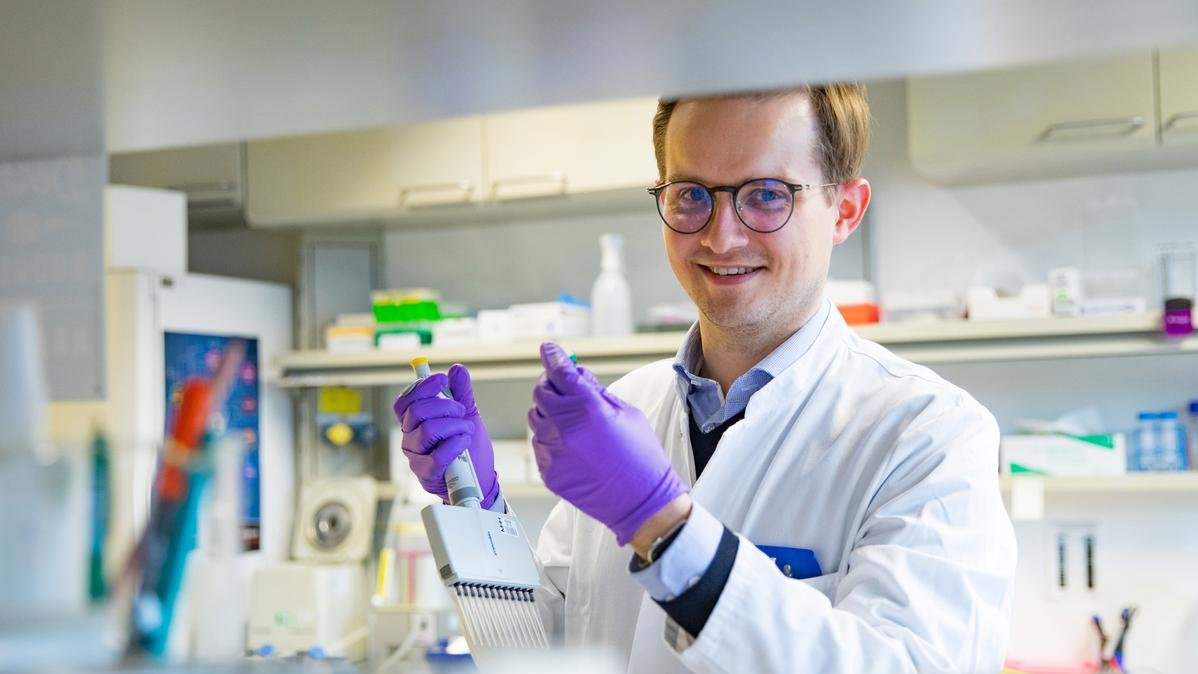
[689,311,841,529]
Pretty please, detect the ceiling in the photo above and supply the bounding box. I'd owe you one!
[3,0,1198,160]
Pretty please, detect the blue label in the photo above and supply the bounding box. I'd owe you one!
[756,544,821,580]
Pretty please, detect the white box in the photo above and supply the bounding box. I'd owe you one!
[248,562,368,659]
[477,309,513,343]
[507,302,590,340]
[432,317,480,347]
[967,284,1051,321]
[1001,433,1126,476]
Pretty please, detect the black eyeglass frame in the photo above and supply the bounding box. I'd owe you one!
[647,178,839,234]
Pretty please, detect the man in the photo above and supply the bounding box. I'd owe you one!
[394,84,1017,673]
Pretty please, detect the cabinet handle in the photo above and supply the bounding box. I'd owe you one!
[397,180,474,208]
[1036,116,1145,142]
[168,180,237,193]
[489,172,568,200]
[1163,111,1198,133]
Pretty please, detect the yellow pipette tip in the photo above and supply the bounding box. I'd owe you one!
[410,356,430,368]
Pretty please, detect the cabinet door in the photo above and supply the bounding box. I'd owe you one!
[1159,48,1198,147]
[245,116,484,226]
[908,53,1156,183]
[484,97,659,200]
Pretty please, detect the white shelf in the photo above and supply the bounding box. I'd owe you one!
[1000,472,1198,494]
[276,313,1196,387]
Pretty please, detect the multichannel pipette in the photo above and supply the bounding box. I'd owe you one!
[407,357,549,661]
[410,357,482,508]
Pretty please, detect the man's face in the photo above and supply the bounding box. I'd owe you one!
[661,94,864,334]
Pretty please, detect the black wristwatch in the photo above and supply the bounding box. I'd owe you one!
[632,517,688,570]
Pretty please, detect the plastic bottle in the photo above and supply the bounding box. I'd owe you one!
[1158,411,1187,471]
[1188,400,1198,470]
[1132,412,1159,471]
[590,233,633,337]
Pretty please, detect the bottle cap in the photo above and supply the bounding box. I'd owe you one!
[1189,400,1198,415]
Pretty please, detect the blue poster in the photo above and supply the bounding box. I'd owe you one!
[163,331,261,551]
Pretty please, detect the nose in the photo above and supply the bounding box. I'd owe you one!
[699,192,750,254]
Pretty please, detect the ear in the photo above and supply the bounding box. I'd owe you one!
[832,178,871,245]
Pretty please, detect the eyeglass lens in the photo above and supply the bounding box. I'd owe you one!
[656,179,795,233]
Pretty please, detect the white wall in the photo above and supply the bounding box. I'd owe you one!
[383,79,1198,672]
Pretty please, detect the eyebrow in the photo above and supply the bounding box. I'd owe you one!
[663,174,802,185]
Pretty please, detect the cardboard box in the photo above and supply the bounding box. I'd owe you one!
[1001,433,1126,476]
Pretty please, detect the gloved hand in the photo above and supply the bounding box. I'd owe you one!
[528,342,687,545]
[392,363,500,508]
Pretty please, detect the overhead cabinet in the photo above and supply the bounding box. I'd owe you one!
[245,117,486,226]
[908,50,1198,183]
[245,97,659,227]
[484,98,658,200]
[1158,48,1198,148]
[109,143,244,226]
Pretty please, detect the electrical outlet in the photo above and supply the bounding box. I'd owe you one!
[1047,523,1098,599]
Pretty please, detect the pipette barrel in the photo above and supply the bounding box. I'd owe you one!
[410,358,482,508]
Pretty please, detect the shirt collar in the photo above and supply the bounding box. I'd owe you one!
[671,296,832,397]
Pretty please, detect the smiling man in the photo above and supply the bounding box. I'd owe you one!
[394,85,1017,673]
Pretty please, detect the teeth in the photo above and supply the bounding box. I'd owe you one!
[710,266,756,276]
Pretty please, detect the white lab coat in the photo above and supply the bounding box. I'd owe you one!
[533,300,1017,674]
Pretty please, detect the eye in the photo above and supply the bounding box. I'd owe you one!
[681,186,707,202]
[743,185,790,209]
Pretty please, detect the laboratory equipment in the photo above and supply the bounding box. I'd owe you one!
[1157,411,1188,471]
[1161,243,1195,337]
[410,358,483,508]
[590,233,633,337]
[247,562,368,659]
[1188,400,1198,469]
[1131,411,1187,472]
[420,504,548,652]
[0,304,49,459]
[88,429,110,602]
[1131,412,1159,471]
[408,359,550,662]
[131,339,245,657]
[291,477,378,563]
[103,267,294,589]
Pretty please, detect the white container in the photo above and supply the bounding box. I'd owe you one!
[477,309,513,343]
[881,290,962,323]
[508,302,590,340]
[590,233,633,337]
[966,284,1051,321]
[1048,267,1083,317]
[431,317,480,347]
[1001,432,1126,476]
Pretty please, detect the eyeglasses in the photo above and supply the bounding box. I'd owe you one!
[648,178,838,234]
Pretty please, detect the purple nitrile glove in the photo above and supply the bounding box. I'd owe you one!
[528,342,688,546]
[392,363,500,509]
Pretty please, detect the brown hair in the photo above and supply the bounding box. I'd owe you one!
[651,84,871,184]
